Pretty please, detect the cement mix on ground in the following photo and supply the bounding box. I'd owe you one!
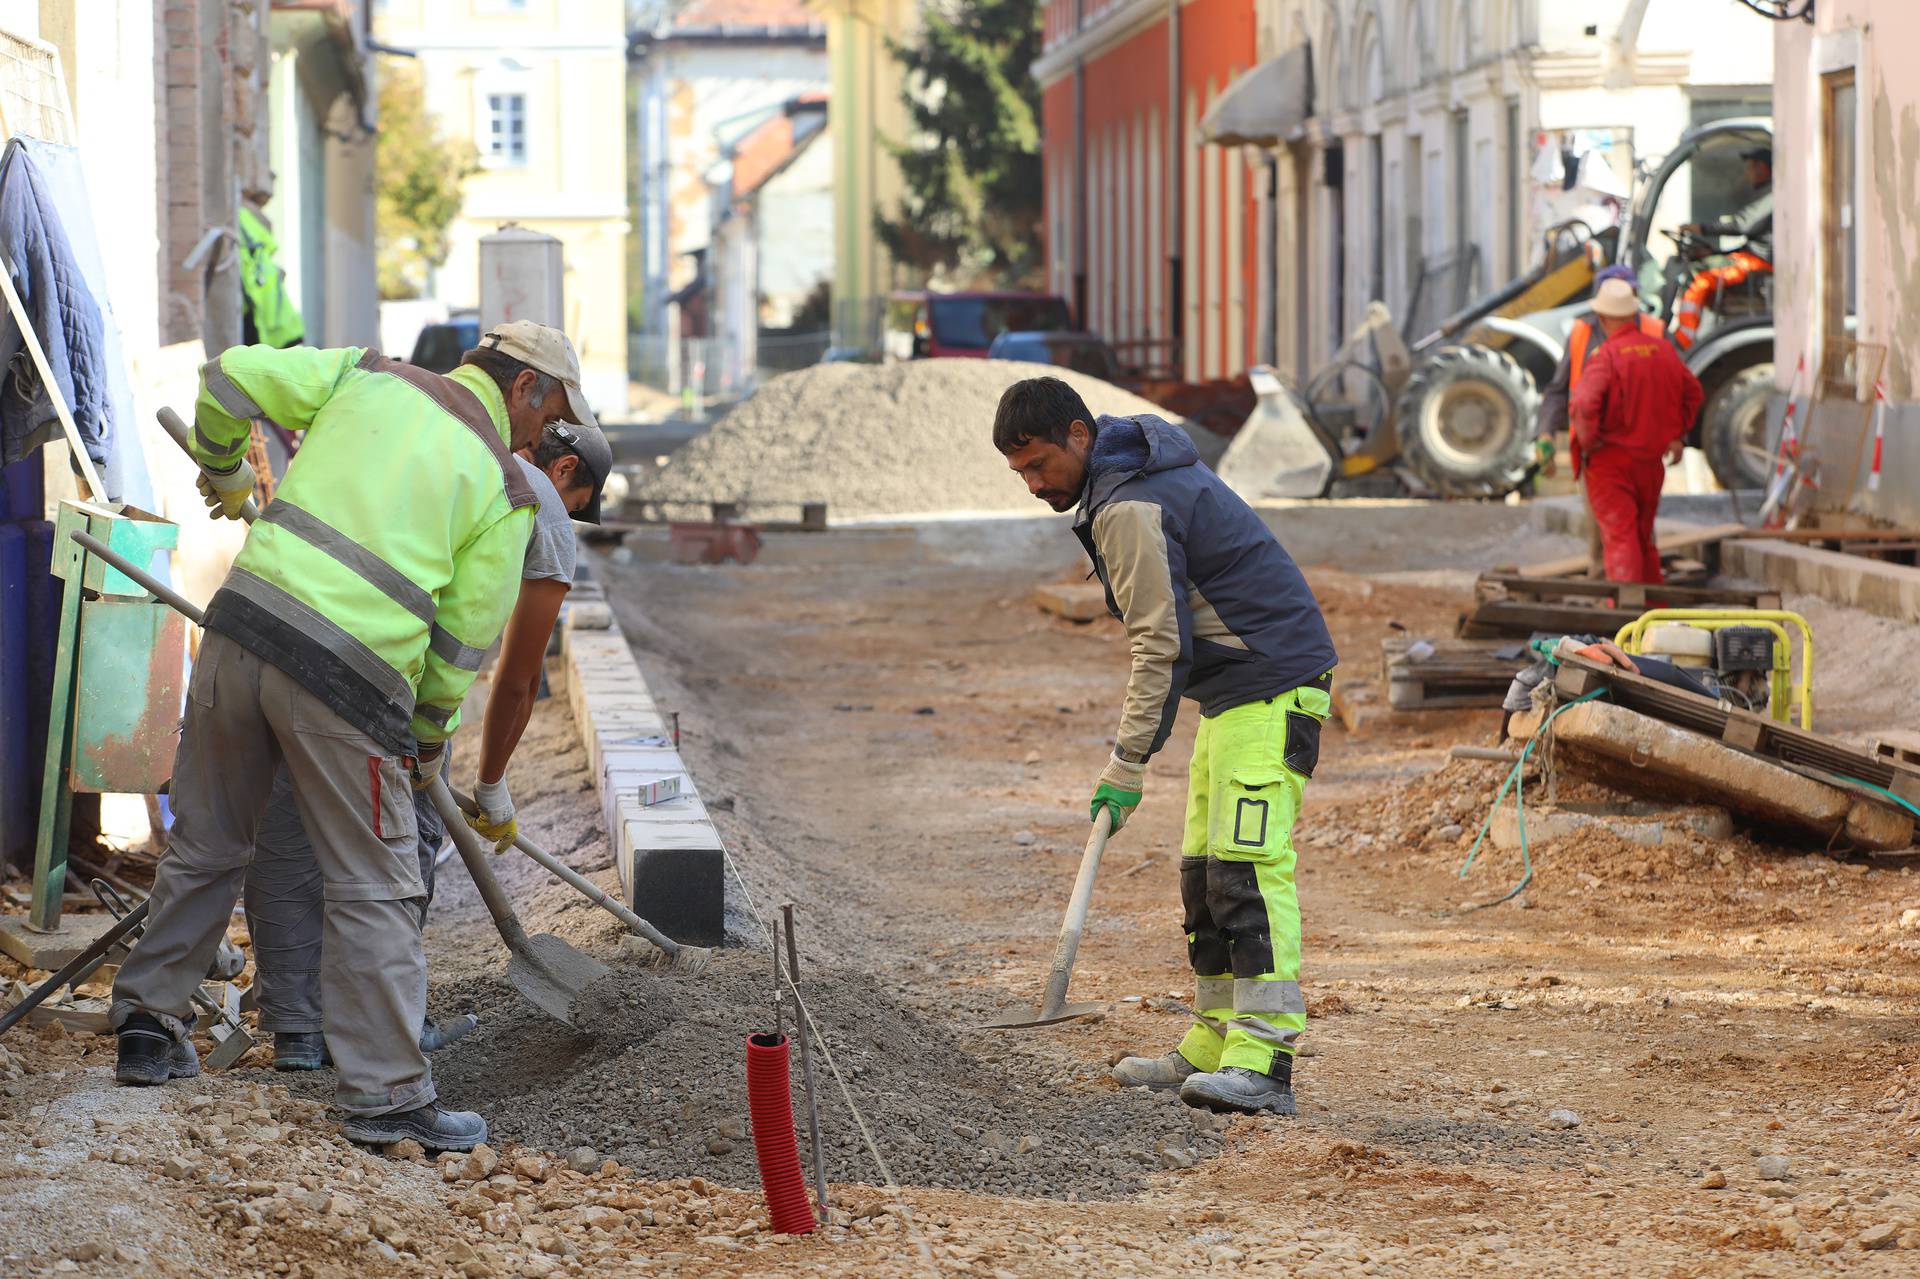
[631,358,1225,520]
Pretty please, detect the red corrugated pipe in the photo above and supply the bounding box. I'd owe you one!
[746,1032,817,1234]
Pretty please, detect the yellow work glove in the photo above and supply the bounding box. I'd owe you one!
[196,458,256,520]
[467,777,518,853]
[408,743,444,792]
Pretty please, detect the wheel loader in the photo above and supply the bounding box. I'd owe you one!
[1222,118,1776,501]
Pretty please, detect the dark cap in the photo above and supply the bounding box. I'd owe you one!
[543,421,613,525]
[1740,146,1772,165]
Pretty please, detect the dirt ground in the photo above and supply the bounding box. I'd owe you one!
[5,506,1920,1277]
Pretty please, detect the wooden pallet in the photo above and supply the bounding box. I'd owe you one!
[1552,654,1920,806]
[1458,573,1780,639]
[1381,637,1529,710]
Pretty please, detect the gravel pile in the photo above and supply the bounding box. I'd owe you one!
[631,358,1222,521]
[421,957,1236,1200]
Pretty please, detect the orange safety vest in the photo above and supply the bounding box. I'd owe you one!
[1673,251,1771,349]
[1568,312,1665,477]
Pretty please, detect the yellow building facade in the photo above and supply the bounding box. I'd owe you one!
[373,0,629,412]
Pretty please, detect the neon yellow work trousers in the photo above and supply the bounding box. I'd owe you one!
[1175,679,1329,1076]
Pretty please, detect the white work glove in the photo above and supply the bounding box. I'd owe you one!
[1090,751,1146,833]
[196,458,256,520]
[467,776,517,854]
[408,743,444,792]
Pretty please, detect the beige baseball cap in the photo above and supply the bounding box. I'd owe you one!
[1592,277,1640,318]
[478,320,597,428]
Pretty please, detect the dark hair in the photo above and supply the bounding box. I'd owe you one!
[993,376,1097,454]
[531,428,590,489]
[461,346,557,402]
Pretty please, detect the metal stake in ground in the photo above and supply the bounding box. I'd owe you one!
[783,901,828,1212]
[982,808,1114,1030]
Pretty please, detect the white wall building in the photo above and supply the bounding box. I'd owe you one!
[1257,0,1772,382]
[629,0,825,351]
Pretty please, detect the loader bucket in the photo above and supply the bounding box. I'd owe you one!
[1215,367,1341,501]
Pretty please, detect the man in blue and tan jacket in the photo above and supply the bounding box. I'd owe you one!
[996,376,1337,1115]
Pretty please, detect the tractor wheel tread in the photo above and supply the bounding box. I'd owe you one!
[1394,344,1540,499]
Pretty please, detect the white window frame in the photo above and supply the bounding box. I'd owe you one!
[475,70,532,169]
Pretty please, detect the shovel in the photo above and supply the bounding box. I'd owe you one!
[74,501,610,1031]
[982,808,1113,1030]
[448,787,713,975]
[426,779,610,1028]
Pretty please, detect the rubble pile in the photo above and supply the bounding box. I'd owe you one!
[633,358,1222,520]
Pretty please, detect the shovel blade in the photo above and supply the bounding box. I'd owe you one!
[508,933,611,1028]
[979,1000,1105,1031]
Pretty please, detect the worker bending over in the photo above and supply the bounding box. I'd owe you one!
[246,412,610,1071]
[996,377,1337,1116]
[111,321,595,1153]
[1535,264,1667,575]
[1570,279,1703,585]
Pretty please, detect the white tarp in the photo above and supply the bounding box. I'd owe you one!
[1200,46,1313,147]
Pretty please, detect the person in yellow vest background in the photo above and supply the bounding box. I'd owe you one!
[1534,265,1668,573]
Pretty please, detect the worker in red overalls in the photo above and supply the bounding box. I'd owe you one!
[1569,278,1704,584]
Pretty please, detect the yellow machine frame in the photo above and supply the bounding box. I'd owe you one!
[1613,608,1814,730]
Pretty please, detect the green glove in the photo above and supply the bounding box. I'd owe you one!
[1089,751,1146,832]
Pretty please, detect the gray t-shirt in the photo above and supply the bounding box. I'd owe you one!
[514,455,577,584]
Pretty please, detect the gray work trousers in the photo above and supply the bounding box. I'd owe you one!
[111,632,434,1117]
[244,761,445,1034]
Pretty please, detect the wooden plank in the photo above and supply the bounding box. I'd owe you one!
[1739,525,1920,543]
[1518,522,1747,579]
[1458,598,1628,638]
[1477,573,1779,609]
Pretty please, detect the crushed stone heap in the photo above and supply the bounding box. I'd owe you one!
[632,358,1220,520]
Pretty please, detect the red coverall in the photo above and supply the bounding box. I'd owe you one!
[1569,323,1704,584]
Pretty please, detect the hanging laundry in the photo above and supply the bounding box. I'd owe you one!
[1531,141,1565,186]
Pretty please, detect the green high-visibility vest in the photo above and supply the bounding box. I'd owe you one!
[236,205,305,349]
[191,345,538,752]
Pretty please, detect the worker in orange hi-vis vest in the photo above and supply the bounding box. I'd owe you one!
[1570,279,1704,585]
[1534,265,1666,574]
[1674,146,1773,349]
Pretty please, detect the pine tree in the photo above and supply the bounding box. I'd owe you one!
[375,59,479,301]
[879,0,1043,286]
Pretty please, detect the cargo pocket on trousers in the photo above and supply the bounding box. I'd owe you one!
[367,755,418,848]
[1282,710,1322,779]
[1219,769,1289,859]
[187,638,223,708]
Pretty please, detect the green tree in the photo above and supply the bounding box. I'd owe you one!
[879,0,1043,286]
[376,58,478,300]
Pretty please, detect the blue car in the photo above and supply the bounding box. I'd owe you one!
[986,330,1123,383]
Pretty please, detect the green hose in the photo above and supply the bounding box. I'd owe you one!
[1457,689,1609,908]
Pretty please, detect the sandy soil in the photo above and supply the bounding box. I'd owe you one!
[5,507,1920,1277]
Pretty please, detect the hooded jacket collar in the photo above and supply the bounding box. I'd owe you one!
[1074,413,1199,526]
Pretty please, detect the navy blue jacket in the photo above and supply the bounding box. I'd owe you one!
[1074,414,1336,760]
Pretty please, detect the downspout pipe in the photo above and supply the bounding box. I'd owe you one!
[1073,0,1088,327]
[1167,0,1182,363]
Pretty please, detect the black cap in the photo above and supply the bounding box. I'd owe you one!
[543,421,613,525]
[1740,146,1772,165]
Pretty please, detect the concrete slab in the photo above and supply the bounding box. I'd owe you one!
[1032,582,1109,623]
[1489,801,1733,850]
[1721,538,1920,624]
[0,912,117,970]
[563,595,729,946]
[1510,700,1913,850]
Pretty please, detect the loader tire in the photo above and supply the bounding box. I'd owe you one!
[1701,362,1776,493]
[1394,345,1539,499]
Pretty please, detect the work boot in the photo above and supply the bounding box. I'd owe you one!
[1179,1060,1296,1116]
[115,1012,201,1086]
[342,1103,490,1153]
[273,1032,331,1072]
[419,1014,479,1053]
[1111,1049,1201,1092]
